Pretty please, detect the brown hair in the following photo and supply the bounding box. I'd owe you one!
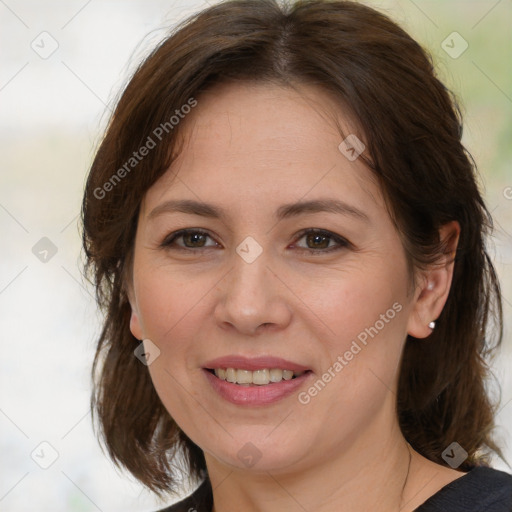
[81,0,507,497]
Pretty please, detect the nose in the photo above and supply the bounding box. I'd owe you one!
[213,246,292,336]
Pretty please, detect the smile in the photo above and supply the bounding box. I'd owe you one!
[209,368,307,385]
[203,368,313,406]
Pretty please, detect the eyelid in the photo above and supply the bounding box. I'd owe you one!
[160,228,351,253]
[161,228,218,249]
[290,228,351,253]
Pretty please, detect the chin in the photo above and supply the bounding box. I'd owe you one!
[204,437,308,474]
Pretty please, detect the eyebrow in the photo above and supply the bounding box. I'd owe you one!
[148,198,369,223]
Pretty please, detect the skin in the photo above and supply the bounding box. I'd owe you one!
[127,82,464,512]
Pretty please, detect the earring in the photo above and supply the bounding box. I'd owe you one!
[428,321,436,330]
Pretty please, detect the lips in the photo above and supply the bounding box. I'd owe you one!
[203,368,313,405]
[203,355,311,372]
[202,355,313,405]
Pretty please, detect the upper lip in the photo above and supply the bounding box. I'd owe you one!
[203,355,311,372]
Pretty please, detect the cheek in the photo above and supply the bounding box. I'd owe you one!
[134,263,214,341]
[299,290,406,446]
[302,266,408,416]
[133,263,214,399]
[310,264,406,349]
[134,268,209,436]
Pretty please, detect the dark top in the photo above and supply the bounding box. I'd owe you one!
[157,466,512,512]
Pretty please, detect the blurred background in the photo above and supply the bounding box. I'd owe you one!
[0,0,511,510]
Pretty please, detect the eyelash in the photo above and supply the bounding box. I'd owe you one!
[160,228,350,255]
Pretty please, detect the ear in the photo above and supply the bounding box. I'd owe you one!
[129,305,144,341]
[407,220,460,339]
[124,277,144,341]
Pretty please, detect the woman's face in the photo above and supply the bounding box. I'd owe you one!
[128,82,424,474]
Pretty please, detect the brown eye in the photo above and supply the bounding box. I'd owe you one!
[181,232,208,248]
[161,229,218,250]
[293,229,350,255]
[305,232,331,249]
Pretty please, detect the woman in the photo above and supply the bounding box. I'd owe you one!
[81,1,512,510]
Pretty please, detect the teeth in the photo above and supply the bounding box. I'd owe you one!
[269,368,283,382]
[237,369,252,384]
[213,368,306,385]
[253,369,270,385]
[226,368,236,383]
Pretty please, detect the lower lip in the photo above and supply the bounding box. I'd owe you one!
[203,369,313,406]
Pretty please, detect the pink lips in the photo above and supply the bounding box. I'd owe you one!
[203,355,310,372]
[202,355,313,406]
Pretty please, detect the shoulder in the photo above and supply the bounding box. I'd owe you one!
[155,478,213,512]
[416,466,512,512]
[152,467,512,512]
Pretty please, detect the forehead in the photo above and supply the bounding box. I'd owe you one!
[142,81,384,218]
[177,81,355,156]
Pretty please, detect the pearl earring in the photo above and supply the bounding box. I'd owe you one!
[427,282,434,291]
[428,321,436,330]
